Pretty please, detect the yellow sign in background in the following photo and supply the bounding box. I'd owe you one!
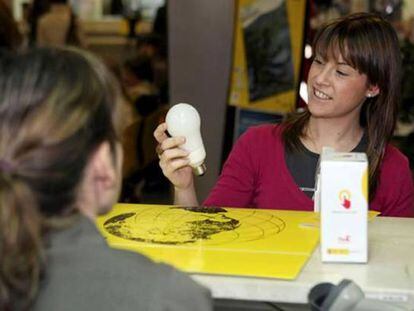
[97,204,319,280]
[229,0,306,113]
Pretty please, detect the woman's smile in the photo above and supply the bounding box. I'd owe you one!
[313,87,332,100]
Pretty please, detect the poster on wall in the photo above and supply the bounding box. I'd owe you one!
[229,0,306,114]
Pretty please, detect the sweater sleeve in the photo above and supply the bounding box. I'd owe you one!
[374,146,414,217]
[383,162,414,217]
[203,128,258,208]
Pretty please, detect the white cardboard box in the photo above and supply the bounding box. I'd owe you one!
[320,151,368,263]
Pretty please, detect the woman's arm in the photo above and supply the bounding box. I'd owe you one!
[174,182,199,206]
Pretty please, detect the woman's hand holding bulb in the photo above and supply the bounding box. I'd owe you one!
[154,102,204,206]
[154,122,194,191]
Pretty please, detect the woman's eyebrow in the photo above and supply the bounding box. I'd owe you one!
[337,61,351,66]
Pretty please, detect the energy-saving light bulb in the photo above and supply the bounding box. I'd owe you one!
[166,103,207,176]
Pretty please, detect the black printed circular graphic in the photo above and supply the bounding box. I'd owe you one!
[103,206,286,245]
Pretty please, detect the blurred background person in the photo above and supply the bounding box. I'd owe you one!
[0,0,23,51]
[32,0,86,47]
[27,0,48,46]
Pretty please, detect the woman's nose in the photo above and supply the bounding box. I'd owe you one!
[314,67,331,86]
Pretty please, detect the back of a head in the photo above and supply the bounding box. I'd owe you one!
[0,47,120,309]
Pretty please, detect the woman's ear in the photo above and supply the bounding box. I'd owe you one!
[91,141,117,186]
[77,141,121,220]
[366,85,380,98]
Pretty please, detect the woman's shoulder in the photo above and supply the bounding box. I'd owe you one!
[382,144,410,171]
[105,254,211,310]
[378,143,411,183]
[374,144,414,217]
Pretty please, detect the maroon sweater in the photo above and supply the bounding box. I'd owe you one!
[204,124,414,217]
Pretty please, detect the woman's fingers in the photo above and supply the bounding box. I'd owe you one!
[161,148,189,161]
[160,136,185,152]
[156,136,186,158]
[153,122,169,143]
[154,123,193,187]
[159,158,190,176]
[159,148,189,169]
[154,122,186,156]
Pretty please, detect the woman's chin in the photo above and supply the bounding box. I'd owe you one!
[307,104,330,118]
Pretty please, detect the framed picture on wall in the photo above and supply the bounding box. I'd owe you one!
[229,0,306,114]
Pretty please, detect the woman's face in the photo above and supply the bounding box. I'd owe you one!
[307,52,376,121]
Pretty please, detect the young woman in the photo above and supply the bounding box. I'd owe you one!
[0,47,211,310]
[154,12,414,217]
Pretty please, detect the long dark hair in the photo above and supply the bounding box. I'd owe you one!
[283,12,402,200]
[0,47,121,309]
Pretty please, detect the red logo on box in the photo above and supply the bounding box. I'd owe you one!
[339,190,351,209]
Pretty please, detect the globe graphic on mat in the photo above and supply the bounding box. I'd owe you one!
[103,206,286,246]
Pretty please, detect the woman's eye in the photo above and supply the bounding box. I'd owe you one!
[336,70,348,76]
[313,58,323,65]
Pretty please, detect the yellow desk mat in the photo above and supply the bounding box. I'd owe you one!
[97,204,321,280]
[299,210,380,228]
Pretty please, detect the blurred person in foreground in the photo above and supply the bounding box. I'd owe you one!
[0,47,212,310]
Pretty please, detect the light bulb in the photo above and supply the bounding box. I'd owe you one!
[166,103,207,176]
